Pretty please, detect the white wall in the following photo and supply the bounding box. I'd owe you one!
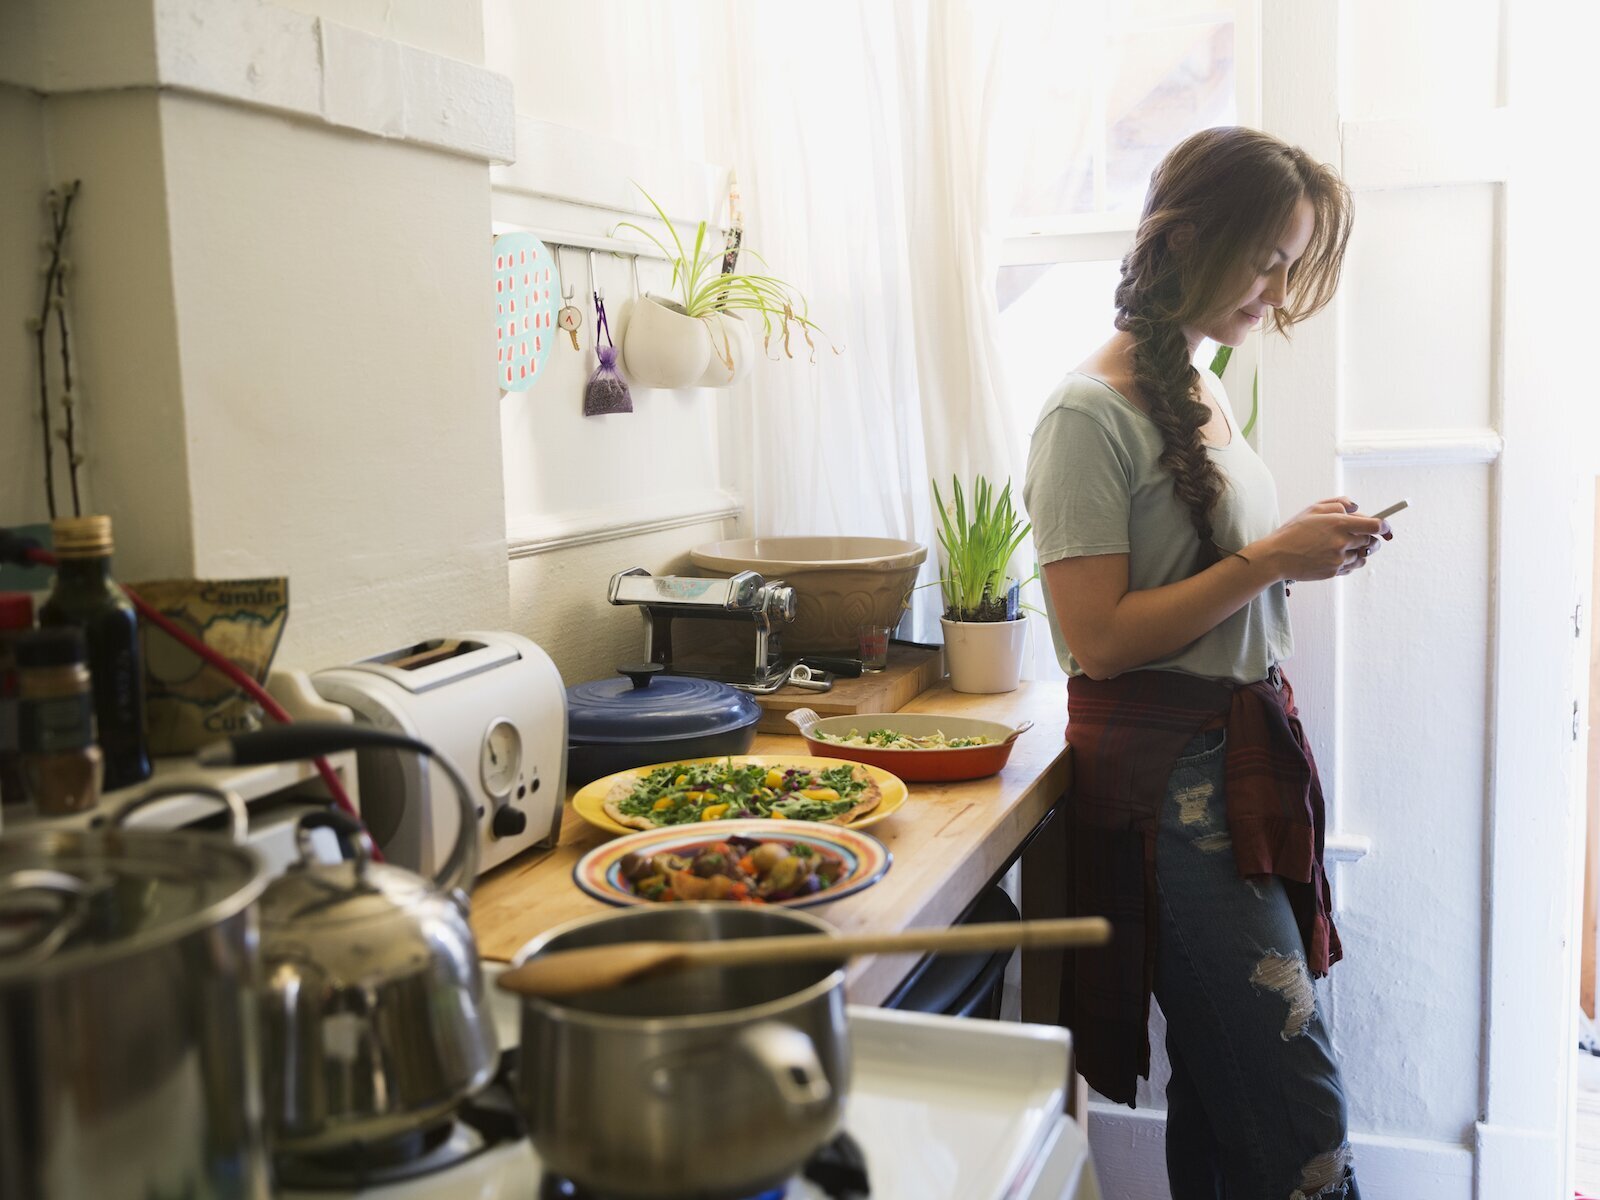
[484,0,750,688]
[0,0,513,671]
[33,89,197,575]
[0,83,51,529]
[1,0,752,692]
[1328,0,1508,1185]
[483,0,719,161]
[272,0,484,65]
[158,92,511,665]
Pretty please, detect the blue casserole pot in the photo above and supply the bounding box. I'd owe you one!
[565,664,763,786]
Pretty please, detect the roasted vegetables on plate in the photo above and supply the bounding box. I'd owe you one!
[573,819,891,909]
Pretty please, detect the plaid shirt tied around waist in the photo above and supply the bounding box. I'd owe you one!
[1060,668,1341,1106]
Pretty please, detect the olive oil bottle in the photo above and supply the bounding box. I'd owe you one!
[39,515,151,789]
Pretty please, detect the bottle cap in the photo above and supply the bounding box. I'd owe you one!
[0,592,33,631]
[14,627,86,668]
[52,515,113,559]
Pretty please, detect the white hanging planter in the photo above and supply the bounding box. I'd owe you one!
[622,293,712,388]
[941,616,1028,694]
[696,311,755,387]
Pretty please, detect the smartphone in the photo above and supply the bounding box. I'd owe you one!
[1371,499,1409,521]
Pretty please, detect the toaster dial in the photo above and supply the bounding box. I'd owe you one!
[480,717,522,798]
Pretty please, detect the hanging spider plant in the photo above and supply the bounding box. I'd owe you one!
[932,475,1036,623]
[615,183,832,368]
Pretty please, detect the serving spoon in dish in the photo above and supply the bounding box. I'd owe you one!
[495,916,1112,1000]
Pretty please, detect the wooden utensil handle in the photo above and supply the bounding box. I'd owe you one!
[682,917,1112,970]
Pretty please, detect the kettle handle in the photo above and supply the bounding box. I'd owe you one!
[105,783,249,844]
[295,809,373,879]
[201,722,481,896]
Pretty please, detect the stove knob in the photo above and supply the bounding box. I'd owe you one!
[491,805,527,839]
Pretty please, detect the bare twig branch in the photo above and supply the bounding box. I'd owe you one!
[52,192,83,514]
[32,181,81,518]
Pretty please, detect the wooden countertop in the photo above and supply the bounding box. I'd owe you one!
[470,680,1072,1006]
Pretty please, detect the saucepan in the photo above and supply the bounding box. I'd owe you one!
[0,787,271,1200]
[510,903,848,1200]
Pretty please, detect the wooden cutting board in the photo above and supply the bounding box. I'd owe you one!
[753,644,944,733]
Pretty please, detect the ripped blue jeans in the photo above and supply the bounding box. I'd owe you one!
[1153,727,1358,1200]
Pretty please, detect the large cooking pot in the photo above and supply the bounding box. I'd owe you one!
[0,786,270,1200]
[203,723,500,1154]
[566,663,762,786]
[512,904,848,1200]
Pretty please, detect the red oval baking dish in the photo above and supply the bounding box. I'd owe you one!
[785,708,1032,782]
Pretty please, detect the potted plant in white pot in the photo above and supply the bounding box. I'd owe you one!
[933,474,1035,694]
[617,184,830,389]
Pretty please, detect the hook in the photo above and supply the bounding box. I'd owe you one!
[587,249,603,303]
[553,245,575,303]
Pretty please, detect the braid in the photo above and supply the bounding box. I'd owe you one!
[1114,270,1228,560]
[1104,128,1355,558]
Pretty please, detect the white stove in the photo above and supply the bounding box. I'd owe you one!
[278,989,1101,1200]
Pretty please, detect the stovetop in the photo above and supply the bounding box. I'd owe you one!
[277,1002,1095,1200]
[276,1057,868,1200]
[279,1136,864,1200]
[274,1073,528,1194]
[536,1131,869,1200]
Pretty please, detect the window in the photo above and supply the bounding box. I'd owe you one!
[1009,9,1243,230]
[998,1,1255,678]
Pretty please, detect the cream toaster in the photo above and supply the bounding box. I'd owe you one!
[311,631,566,877]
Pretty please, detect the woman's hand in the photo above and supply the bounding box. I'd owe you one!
[1249,497,1392,583]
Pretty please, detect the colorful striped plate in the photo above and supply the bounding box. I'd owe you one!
[573,819,891,909]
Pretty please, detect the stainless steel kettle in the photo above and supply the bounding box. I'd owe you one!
[203,723,499,1153]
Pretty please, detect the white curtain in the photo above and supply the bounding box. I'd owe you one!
[718,0,1036,647]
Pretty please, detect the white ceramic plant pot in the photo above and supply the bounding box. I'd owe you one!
[622,293,712,388]
[941,616,1028,695]
[696,311,755,387]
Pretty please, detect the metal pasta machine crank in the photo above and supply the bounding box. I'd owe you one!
[607,567,832,693]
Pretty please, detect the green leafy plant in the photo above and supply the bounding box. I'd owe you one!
[615,183,832,367]
[1207,344,1258,438]
[931,475,1036,623]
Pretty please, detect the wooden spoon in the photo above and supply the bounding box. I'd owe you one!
[495,917,1112,1000]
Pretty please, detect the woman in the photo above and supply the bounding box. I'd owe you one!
[1023,126,1384,1199]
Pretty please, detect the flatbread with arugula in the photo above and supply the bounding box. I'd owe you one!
[602,760,882,830]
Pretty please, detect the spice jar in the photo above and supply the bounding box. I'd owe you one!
[16,626,104,815]
[0,592,35,808]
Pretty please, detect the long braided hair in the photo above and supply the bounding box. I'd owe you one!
[1115,127,1353,560]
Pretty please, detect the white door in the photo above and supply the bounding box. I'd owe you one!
[1262,2,1592,1196]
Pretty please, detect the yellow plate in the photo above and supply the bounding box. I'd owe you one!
[570,754,909,838]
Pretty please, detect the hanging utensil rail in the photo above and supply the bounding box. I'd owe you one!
[523,227,671,262]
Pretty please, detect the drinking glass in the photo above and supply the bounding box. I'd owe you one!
[857,624,891,672]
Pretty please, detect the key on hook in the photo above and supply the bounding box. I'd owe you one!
[554,246,583,351]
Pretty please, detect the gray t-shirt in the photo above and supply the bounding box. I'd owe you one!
[1022,370,1292,683]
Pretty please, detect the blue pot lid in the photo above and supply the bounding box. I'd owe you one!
[566,664,762,744]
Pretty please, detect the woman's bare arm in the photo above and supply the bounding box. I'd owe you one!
[1045,499,1388,679]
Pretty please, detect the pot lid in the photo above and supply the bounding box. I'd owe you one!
[566,664,761,745]
[0,828,266,977]
[259,858,433,930]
